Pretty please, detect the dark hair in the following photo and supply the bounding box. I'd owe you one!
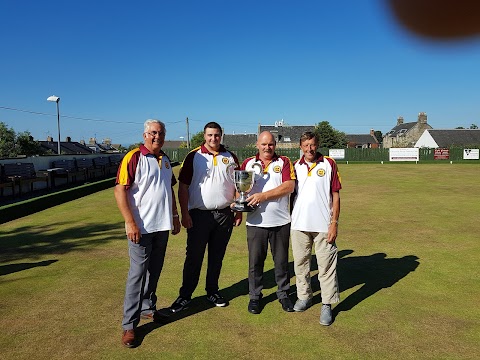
[204,122,222,135]
[299,131,318,146]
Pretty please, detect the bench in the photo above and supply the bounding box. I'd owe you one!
[51,159,85,187]
[92,156,112,177]
[2,162,49,196]
[0,165,16,197]
[76,158,100,180]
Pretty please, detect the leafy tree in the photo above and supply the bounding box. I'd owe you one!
[0,122,44,157]
[470,124,478,129]
[189,131,205,148]
[127,142,142,152]
[455,126,465,129]
[374,130,383,144]
[313,121,347,148]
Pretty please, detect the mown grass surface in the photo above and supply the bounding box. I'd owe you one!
[1,164,479,359]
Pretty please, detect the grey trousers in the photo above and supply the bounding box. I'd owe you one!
[246,224,291,300]
[122,231,169,330]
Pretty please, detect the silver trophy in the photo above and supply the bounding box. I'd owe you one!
[227,163,262,212]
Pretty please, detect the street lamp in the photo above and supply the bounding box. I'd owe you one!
[47,95,61,154]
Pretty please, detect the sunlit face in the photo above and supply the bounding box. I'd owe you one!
[203,127,222,152]
[256,132,276,160]
[143,122,165,154]
[300,137,318,162]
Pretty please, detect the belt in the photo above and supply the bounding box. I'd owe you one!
[192,207,232,214]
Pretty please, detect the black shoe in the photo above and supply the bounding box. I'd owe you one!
[248,299,261,314]
[170,296,191,313]
[207,292,228,307]
[279,297,294,312]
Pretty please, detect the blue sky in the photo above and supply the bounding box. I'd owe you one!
[1,0,479,146]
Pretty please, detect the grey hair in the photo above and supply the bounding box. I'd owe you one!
[144,119,166,134]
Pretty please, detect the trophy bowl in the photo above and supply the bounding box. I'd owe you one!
[227,163,262,212]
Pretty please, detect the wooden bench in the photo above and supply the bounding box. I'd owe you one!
[0,165,16,197]
[51,159,85,187]
[2,162,49,196]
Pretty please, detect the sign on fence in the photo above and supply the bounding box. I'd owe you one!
[389,148,419,162]
[329,149,345,160]
[434,148,449,160]
[463,149,480,160]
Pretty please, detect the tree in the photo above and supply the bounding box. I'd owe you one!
[470,124,478,129]
[374,130,383,144]
[0,122,45,157]
[189,131,205,148]
[455,126,465,129]
[313,121,347,148]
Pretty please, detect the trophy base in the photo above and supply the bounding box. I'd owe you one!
[231,202,257,212]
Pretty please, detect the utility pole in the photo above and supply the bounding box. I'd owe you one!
[186,117,190,148]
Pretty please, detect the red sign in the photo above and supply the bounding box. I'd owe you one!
[434,148,449,160]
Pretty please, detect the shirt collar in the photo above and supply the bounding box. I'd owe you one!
[298,152,324,165]
[200,143,226,154]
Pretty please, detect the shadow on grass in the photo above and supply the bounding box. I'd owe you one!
[135,264,293,346]
[308,250,420,319]
[0,259,58,276]
[0,221,121,264]
[135,250,419,345]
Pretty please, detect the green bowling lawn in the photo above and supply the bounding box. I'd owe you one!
[1,163,479,359]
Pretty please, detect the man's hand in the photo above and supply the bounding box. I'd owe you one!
[181,213,193,229]
[172,217,181,235]
[233,212,242,226]
[327,223,338,244]
[125,220,141,244]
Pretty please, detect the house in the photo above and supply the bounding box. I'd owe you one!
[346,129,379,148]
[222,133,257,149]
[414,129,480,148]
[39,136,94,155]
[259,120,314,148]
[163,140,185,149]
[383,112,433,148]
[84,138,121,153]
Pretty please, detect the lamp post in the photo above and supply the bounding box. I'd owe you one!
[47,95,61,154]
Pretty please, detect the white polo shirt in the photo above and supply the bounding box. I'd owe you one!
[291,153,342,233]
[179,144,239,210]
[116,145,176,234]
[242,153,295,228]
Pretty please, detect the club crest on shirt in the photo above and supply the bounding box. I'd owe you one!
[222,157,230,165]
[317,168,325,177]
[165,161,170,169]
[273,165,281,173]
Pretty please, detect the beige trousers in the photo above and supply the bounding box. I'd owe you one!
[291,230,340,304]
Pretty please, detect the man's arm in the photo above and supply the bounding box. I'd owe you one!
[114,184,141,243]
[246,179,295,207]
[171,188,181,234]
[327,191,340,244]
[178,182,192,229]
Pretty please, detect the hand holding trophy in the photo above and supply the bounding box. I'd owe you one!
[227,162,262,212]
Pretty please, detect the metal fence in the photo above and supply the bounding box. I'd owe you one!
[163,147,478,164]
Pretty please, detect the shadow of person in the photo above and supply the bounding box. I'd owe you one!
[135,262,294,345]
[308,250,420,320]
[0,259,58,276]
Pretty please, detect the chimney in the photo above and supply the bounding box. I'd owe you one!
[80,139,86,145]
[370,129,375,136]
[47,136,53,142]
[89,137,96,145]
[418,112,427,124]
[397,116,404,126]
[66,136,71,142]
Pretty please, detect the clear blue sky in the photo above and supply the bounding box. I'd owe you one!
[1,0,479,146]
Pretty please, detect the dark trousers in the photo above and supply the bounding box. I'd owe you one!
[246,223,291,300]
[179,208,234,298]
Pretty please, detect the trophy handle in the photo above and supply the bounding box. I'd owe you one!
[226,162,237,182]
[251,163,263,178]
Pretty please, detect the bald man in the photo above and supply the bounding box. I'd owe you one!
[240,131,296,314]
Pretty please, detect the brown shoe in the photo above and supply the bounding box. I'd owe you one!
[122,329,136,348]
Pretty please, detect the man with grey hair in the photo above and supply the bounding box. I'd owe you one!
[115,119,181,348]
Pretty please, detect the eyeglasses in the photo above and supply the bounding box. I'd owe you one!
[145,131,165,137]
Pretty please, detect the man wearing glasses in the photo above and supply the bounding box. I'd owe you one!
[115,119,181,348]
[170,121,242,313]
